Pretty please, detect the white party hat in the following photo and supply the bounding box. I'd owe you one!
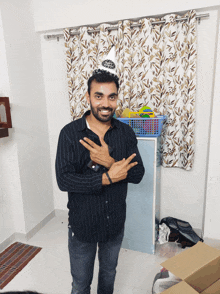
[98,46,117,75]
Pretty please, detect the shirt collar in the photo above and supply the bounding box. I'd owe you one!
[77,110,119,131]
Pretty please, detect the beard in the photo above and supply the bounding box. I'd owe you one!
[90,103,115,122]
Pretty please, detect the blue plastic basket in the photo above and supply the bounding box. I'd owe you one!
[117,115,166,137]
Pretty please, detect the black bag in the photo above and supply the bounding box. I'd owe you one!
[160,217,204,248]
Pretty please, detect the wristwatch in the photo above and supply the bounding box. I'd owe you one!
[87,146,113,171]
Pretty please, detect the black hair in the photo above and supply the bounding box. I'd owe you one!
[87,69,119,95]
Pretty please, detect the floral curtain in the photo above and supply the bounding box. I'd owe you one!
[64,10,197,170]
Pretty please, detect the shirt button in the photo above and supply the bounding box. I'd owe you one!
[106,201,108,204]
[107,216,109,219]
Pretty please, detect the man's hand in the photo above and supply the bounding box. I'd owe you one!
[79,137,115,169]
[106,153,138,184]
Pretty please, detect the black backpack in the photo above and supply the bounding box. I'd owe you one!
[160,217,204,248]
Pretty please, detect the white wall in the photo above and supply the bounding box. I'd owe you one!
[0,0,54,245]
[31,0,220,32]
[204,15,220,239]
[40,35,70,210]
[32,0,220,237]
[0,10,25,242]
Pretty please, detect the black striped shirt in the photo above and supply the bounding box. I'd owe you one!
[55,110,145,243]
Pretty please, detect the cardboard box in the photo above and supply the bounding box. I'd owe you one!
[160,241,220,293]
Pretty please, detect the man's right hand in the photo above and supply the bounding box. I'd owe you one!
[107,153,138,183]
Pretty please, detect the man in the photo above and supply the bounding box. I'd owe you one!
[55,47,145,294]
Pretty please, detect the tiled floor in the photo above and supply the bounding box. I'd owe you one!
[1,215,220,294]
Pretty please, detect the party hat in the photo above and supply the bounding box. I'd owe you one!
[98,46,117,75]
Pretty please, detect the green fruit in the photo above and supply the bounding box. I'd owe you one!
[140,106,151,112]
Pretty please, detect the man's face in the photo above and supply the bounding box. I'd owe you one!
[86,80,118,123]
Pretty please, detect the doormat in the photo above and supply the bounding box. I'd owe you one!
[0,242,42,289]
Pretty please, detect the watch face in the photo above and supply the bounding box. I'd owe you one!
[87,146,113,172]
[87,160,100,172]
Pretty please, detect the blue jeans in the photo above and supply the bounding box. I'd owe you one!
[68,226,124,294]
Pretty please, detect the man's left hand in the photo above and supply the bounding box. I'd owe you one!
[79,137,115,169]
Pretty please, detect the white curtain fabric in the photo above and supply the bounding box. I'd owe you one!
[64,10,197,170]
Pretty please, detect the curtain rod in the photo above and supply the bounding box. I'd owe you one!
[45,13,209,40]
